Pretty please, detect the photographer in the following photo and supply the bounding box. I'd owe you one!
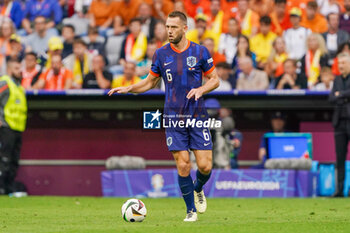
[205,99,243,169]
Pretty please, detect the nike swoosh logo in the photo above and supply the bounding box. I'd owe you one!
[164,61,173,66]
[204,143,210,146]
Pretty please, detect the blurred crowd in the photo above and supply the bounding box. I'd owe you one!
[1,0,349,91]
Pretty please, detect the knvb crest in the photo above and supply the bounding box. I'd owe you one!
[187,56,197,68]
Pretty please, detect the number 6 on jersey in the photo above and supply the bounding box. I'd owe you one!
[166,69,172,82]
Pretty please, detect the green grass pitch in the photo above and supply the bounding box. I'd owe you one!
[1,196,350,233]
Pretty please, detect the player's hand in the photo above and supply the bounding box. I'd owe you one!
[108,86,132,96]
[186,88,203,101]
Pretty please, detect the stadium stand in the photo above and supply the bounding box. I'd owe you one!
[0,0,344,91]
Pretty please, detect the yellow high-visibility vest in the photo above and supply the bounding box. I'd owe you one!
[1,75,27,132]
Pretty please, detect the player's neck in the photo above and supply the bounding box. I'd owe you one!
[171,39,189,53]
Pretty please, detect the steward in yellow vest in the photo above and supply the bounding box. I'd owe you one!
[0,58,27,195]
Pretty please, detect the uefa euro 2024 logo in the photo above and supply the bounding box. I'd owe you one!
[143,110,162,129]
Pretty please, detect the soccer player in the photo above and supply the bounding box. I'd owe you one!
[108,11,219,222]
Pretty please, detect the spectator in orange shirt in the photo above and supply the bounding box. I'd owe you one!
[88,0,118,28]
[183,0,211,19]
[202,37,226,65]
[34,54,73,90]
[221,0,238,17]
[146,0,174,22]
[270,0,292,36]
[250,0,274,16]
[288,0,311,10]
[21,52,42,90]
[114,0,142,26]
[300,1,328,33]
[234,0,260,38]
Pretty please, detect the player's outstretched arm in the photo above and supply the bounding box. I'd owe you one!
[187,69,220,101]
[108,73,161,96]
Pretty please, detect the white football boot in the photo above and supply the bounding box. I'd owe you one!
[194,189,207,213]
[183,211,198,222]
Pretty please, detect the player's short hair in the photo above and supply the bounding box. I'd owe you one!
[283,58,297,67]
[307,1,318,9]
[260,15,272,25]
[168,11,187,25]
[274,0,286,4]
[62,24,75,33]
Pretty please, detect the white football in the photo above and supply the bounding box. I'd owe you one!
[121,199,147,222]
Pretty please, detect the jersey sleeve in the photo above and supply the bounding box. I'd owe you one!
[200,46,215,76]
[150,49,161,77]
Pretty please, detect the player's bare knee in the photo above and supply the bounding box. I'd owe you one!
[177,161,191,176]
[198,163,212,175]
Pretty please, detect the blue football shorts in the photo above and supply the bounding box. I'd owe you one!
[165,127,212,151]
